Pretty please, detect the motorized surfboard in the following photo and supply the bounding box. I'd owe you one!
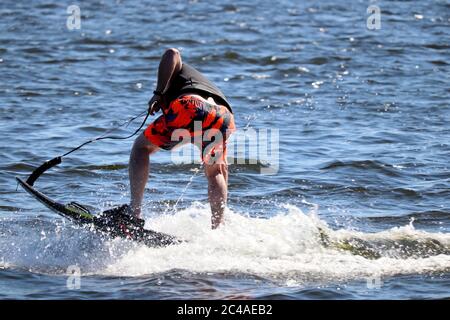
[16,177,180,247]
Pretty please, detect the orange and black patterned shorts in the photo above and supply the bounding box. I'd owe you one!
[144,94,236,164]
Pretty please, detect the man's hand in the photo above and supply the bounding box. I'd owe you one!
[148,94,163,115]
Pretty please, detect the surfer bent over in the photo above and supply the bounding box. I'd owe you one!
[123,49,235,229]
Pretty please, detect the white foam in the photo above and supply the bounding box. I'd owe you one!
[102,203,450,280]
[0,258,9,270]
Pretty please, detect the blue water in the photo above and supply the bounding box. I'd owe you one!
[0,0,449,299]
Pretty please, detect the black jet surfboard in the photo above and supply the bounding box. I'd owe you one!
[16,177,180,247]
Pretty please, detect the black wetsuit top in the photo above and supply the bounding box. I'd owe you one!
[164,63,232,113]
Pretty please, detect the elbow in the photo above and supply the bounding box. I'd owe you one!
[163,48,182,70]
[164,48,180,57]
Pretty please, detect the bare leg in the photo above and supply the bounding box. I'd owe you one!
[204,163,228,229]
[129,133,159,218]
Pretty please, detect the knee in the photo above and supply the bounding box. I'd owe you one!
[132,133,158,155]
[205,163,227,179]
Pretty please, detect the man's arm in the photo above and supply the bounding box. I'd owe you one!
[155,48,182,94]
[149,48,182,115]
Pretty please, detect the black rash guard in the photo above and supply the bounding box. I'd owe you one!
[164,63,233,113]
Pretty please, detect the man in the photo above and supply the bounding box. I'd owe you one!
[111,48,235,230]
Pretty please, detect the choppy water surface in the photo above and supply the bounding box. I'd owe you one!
[0,0,449,299]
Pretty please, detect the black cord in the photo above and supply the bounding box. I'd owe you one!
[62,108,151,157]
[22,107,152,186]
